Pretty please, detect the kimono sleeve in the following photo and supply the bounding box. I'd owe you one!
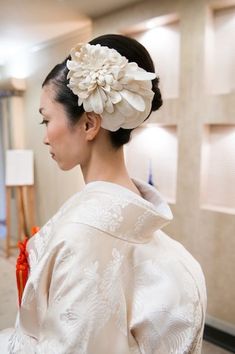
[0,327,37,354]
[129,257,206,354]
[13,223,130,354]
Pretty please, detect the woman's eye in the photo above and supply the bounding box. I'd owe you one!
[40,119,49,126]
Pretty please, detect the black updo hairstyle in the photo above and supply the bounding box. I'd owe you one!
[42,34,163,148]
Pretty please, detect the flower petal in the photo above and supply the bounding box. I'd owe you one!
[83,96,93,112]
[105,96,114,113]
[116,98,134,117]
[90,88,105,114]
[120,89,145,111]
[101,109,125,132]
[109,91,122,104]
[129,70,156,81]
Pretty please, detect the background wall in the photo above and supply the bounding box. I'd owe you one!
[2,0,235,336]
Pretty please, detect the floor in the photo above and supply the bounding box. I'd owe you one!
[202,341,232,354]
[0,252,232,353]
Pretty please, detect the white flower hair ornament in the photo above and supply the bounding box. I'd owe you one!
[66,43,156,132]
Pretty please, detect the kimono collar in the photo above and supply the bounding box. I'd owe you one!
[65,178,173,244]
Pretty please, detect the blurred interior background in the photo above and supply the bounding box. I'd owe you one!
[0,0,234,352]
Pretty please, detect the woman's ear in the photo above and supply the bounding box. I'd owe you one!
[84,112,102,141]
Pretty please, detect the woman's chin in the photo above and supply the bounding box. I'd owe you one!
[57,161,78,171]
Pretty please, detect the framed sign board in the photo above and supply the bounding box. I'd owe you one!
[5,149,34,186]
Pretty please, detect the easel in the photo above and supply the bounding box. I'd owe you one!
[5,184,35,258]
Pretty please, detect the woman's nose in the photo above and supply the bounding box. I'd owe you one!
[43,134,49,145]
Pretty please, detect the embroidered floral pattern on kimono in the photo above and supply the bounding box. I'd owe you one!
[0,179,207,354]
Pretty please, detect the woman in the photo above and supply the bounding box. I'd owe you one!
[0,34,207,353]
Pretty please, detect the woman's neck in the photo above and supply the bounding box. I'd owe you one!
[81,146,141,196]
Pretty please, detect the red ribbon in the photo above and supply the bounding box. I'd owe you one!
[16,226,40,306]
[16,238,29,306]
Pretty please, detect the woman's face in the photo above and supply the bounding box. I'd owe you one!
[39,83,88,170]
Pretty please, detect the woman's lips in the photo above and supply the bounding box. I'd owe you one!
[50,152,55,159]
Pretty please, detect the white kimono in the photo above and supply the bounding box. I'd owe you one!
[0,179,207,354]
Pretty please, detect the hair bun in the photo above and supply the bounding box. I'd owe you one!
[151,76,163,111]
